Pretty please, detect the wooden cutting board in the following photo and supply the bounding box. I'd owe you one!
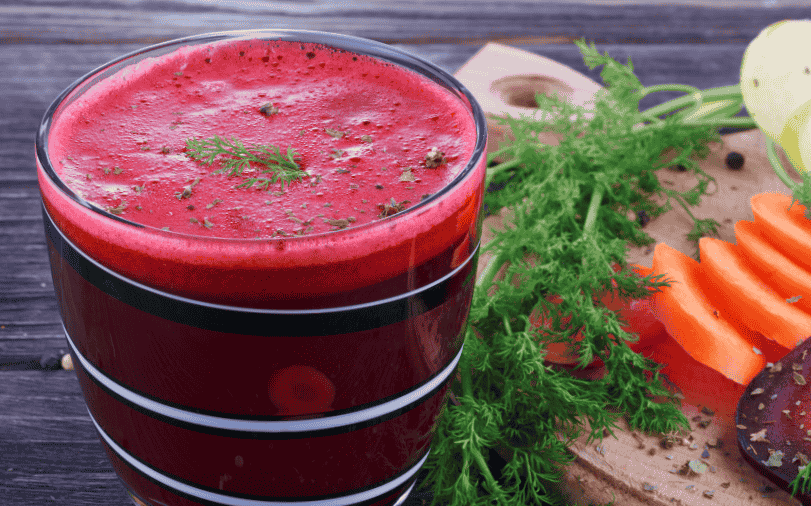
[455,43,805,506]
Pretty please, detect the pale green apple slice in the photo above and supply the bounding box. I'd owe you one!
[779,98,811,172]
[740,19,811,171]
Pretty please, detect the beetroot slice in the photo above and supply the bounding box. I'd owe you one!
[736,335,811,505]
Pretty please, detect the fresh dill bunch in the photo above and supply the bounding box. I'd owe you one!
[185,135,303,190]
[420,39,754,506]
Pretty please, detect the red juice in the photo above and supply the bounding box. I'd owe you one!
[37,31,486,506]
[41,36,483,309]
[48,39,474,238]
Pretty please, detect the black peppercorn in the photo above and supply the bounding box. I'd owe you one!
[637,210,650,227]
[725,151,744,170]
[39,353,62,370]
[670,164,687,172]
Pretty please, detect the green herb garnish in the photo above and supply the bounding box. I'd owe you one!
[421,39,755,506]
[185,135,303,191]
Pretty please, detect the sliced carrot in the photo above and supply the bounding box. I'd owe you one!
[751,192,811,273]
[698,236,811,351]
[600,264,667,352]
[650,242,765,386]
[530,295,605,370]
[631,264,652,277]
[534,264,665,369]
[716,305,788,367]
[645,331,744,428]
[735,219,811,316]
[531,294,587,367]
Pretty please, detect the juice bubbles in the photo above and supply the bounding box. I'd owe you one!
[36,31,486,506]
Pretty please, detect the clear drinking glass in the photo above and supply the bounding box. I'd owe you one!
[36,30,486,506]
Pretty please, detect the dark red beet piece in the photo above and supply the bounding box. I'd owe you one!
[736,335,811,505]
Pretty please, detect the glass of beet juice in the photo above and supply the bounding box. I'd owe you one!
[35,30,486,506]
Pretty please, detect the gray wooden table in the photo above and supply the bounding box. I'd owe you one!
[2,1,809,504]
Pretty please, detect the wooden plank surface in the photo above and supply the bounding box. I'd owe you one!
[3,1,810,45]
[2,1,809,504]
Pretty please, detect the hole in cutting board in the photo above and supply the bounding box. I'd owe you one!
[490,75,575,108]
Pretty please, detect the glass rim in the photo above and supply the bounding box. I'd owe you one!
[35,29,487,242]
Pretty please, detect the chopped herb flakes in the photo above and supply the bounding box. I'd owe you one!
[325,128,346,139]
[424,147,446,168]
[324,218,350,229]
[259,102,279,116]
[175,177,200,200]
[764,450,785,468]
[750,428,769,442]
[205,198,223,209]
[687,460,708,475]
[378,197,410,218]
[399,168,416,182]
[105,201,127,215]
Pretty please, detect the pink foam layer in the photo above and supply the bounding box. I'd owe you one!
[41,37,484,305]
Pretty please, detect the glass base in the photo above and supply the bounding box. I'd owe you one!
[127,478,417,506]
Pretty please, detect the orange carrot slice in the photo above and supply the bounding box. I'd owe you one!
[698,236,811,350]
[650,242,765,385]
[751,192,811,273]
[530,294,589,367]
[735,219,811,316]
[600,264,667,352]
[716,307,789,367]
